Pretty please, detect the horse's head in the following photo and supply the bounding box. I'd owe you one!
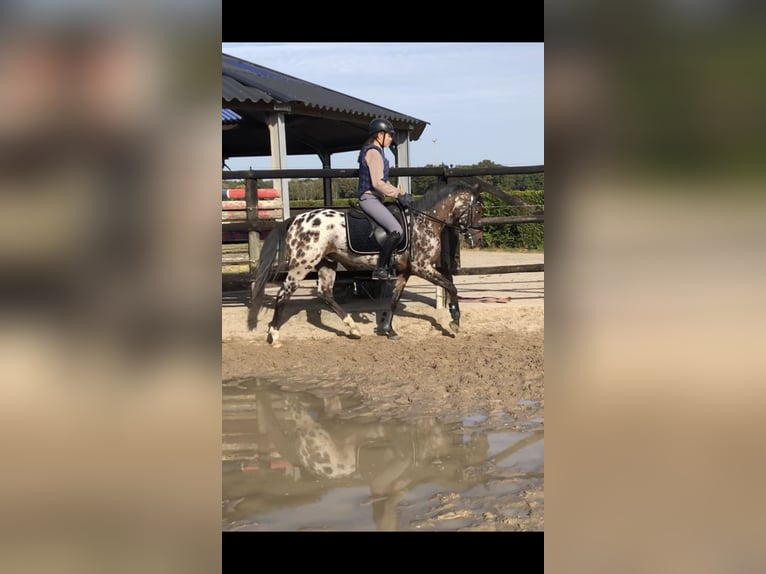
[414,182,483,248]
[454,183,484,248]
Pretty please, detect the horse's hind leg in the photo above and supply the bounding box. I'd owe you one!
[267,272,304,348]
[316,264,361,339]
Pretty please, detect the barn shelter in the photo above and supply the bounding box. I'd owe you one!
[222,52,429,202]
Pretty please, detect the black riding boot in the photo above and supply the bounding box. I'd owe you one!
[372,231,401,280]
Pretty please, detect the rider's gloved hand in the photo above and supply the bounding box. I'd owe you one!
[397,193,412,207]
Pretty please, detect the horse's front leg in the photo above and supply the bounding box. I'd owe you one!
[441,269,462,333]
[377,274,409,340]
[415,267,461,335]
[317,264,361,339]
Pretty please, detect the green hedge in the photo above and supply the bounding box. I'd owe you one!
[480,190,544,250]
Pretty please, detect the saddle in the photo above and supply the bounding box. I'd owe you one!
[345,202,410,255]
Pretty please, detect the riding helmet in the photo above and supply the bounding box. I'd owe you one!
[368,118,395,136]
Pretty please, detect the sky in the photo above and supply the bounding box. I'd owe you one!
[222,42,543,171]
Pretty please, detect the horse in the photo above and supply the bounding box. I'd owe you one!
[247,181,483,347]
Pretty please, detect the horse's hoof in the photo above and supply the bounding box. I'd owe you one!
[449,322,460,334]
[377,329,400,340]
[270,341,283,348]
[348,330,362,340]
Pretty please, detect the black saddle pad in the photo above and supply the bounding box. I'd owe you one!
[345,202,409,255]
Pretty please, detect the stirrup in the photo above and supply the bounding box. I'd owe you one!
[371,267,394,280]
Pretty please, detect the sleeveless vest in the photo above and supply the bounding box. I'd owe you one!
[357,144,389,198]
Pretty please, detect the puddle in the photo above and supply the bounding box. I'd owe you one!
[222,378,543,531]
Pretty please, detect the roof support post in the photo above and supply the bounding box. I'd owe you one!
[266,111,290,218]
[319,151,332,206]
[394,131,411,195]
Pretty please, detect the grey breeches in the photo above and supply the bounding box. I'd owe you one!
[358,193,403,235]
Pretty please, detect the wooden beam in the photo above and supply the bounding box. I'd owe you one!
[480,216,544,225]
[454,264,543,275]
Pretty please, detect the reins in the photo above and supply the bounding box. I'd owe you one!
[406,193,483,245]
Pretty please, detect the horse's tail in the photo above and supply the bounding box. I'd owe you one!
[247,217,294,331]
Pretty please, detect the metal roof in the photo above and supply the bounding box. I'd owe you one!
[222,53,428,160]
[222,108,242,124]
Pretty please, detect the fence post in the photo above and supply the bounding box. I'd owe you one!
[245,177,260,280]
[435,287,447,309]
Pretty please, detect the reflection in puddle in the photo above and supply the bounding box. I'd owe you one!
[222,379,543,531]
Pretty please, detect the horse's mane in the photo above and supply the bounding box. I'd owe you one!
[415,181,476,211]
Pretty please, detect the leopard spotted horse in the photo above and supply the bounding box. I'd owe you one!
[248,181,483,347]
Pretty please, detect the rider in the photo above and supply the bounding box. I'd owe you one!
[357,118,412,280]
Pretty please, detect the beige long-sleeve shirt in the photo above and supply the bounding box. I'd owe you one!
[364,147,402,199]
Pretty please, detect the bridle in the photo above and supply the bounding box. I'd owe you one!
[408,191,483,247]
